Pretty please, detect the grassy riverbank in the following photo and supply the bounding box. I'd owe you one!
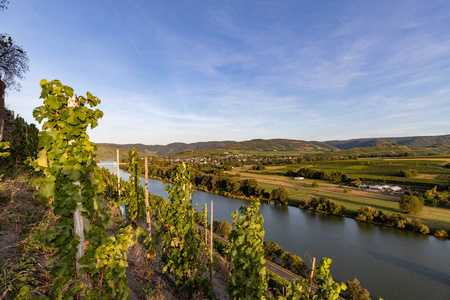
[228,167,450,234]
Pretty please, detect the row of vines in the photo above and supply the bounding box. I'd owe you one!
[29,80,352,299]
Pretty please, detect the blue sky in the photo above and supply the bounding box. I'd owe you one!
[2,0,450,145]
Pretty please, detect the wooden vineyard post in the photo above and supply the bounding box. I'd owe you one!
[68,97,84,277]
[73,181,84,276]
[210,200,213,283]
[117,149,121,198]
[144,157,151,235]
[204,204,208,246]
[308,257,316,293]
[132,154,136,219]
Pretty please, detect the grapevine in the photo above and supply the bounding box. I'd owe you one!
[31,79,137,298]
[228,201,268,299]
[154,162,211,298]
[123,148,142,223]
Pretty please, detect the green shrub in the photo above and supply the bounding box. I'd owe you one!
[271,186,289,205]
[399,195,424,214]
[216,220,232,238]
[302,195,346,216]
[280,251,308,277]
[343,278,370,300]
[433,229,448,238]
[398,169,418,178]
[263,241,283,262]
[356,206,379,222]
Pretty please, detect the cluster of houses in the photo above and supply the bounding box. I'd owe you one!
[357,184,402,192]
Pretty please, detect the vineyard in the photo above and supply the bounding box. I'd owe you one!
[263,158,450,190]
[0,80,356,299]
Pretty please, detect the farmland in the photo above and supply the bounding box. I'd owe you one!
[253,157,450,190]
[228,156,450,232]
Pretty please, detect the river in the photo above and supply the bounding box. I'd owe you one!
[99,160,450,299]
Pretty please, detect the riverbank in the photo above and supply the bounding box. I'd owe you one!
[107,160,450,300]
[143,169,449,239]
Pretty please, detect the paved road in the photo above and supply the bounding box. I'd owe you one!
[200,226,345,299]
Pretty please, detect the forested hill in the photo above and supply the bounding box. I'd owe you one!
[223,139,337,152]
[324,134,450,150]
[97,139,337,157]
[96,134,450,157]
[98,141,235,156]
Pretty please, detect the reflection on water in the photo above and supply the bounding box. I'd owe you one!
[99,160,450,300]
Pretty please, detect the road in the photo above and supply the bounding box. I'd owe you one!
[201,226,345,299]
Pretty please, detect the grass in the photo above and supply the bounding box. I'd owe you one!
[251,156,450,190]
[229,166,450,232]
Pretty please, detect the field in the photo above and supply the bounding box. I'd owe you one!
[229,157,450,232]
[257,157,450,189]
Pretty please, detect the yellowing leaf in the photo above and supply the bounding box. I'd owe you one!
[36,149,48,168]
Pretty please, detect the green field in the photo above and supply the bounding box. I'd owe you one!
[254,157,450,189]
[231,162,450,232]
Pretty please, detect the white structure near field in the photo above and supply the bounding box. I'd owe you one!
[358,184,402,192]
[294,177,305,180]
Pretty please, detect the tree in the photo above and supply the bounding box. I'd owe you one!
[0,34,29,91]
[399,195,423,214]
[216,219,232,238]
[280,251,308,276]
[271,186,289,205]
[398,169,418,178]
[343,278,370,300]
[263,240,283,261]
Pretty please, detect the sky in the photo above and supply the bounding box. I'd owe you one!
[1,0,450,145]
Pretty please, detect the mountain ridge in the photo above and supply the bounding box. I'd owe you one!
[97,134,450,157]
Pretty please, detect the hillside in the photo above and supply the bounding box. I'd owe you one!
[319,143,450,158]
[95,144,129,161]
[325,134,450,150]
[96,134,450,158]
[97,141,235,156]
[223,139,337,153]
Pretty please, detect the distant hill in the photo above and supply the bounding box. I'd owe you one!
[97,141,235,156]
[95,144,128,161]
[322,143,450,157]
[97,139,337,157]
[222,139,336,153]
[324,134,450,150]
[96,134,450,158]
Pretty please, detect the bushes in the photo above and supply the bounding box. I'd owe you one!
[263,241,283,262]
[286,167,349,183]
[399,195,424,214]
[271,186,289,205]
[434,229,448,238]
[280,251,308,277]
[355,206,430,235]
[301,196,346,216]
[398,169,418,178]
[216,220,232,238]
[343,278,370,300]
[356,206,379,222]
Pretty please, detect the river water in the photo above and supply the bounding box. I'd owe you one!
[99,160,450,299]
